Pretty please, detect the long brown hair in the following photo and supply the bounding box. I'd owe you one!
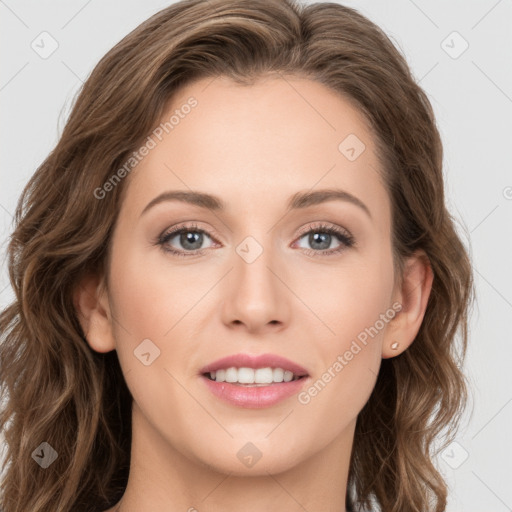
[0,1,474,510]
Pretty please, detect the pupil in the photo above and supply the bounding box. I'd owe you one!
[310,232,330,250]
[181,231,203,250]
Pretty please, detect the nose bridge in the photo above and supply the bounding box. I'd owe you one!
[221,231,289,330]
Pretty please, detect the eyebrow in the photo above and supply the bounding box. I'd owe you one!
[140,188,372,219]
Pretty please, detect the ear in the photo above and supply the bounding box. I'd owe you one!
[382,250,434,359]
[73,272,116,353]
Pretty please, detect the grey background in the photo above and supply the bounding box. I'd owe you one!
[1,0,511,510]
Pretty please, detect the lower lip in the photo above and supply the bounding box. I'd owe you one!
[200,375,309,409]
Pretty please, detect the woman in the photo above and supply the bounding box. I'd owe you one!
[0,0,474,511]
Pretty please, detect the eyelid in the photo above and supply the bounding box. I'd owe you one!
[158,221,222,244]
[294,221,353,241]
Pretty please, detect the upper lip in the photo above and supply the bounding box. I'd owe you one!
[199,353,309,377]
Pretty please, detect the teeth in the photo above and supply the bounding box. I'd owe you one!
[225,367,237,382]
[207,367,301,385]
[273,368,284,383]
[238,367,255,383]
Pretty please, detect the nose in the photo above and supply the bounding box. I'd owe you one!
[220,240,290,334]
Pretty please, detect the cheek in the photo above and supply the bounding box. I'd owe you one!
[292,249,394,420]
[289,248,394,348]
[106,243,204,433]
[295,289,390,442]
[106,237,216,411]
[108,239,204,340]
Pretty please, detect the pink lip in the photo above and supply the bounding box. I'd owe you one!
[199,353,309,376]
[201,376,310,409]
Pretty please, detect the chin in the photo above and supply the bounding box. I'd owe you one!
[191,438,307,476]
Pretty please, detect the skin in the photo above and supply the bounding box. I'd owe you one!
[75,75,433,512]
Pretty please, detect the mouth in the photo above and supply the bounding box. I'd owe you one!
[202,367,307,386]
[198,353,310,408]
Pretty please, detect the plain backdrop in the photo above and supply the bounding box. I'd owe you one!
[1,1,511,510]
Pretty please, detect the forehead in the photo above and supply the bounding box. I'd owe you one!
[122,75,388,220]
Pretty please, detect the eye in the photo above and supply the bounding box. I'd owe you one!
[293,222,355,256]
[156,222,218,257]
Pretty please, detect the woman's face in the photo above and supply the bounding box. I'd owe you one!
[91,76,405,475]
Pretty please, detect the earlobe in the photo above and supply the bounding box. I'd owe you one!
[73,272,116,353]
[382,250,434,359]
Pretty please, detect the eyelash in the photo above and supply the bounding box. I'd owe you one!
[155,221,355,258]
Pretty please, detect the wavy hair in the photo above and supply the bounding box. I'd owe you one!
[0,0,474,510]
